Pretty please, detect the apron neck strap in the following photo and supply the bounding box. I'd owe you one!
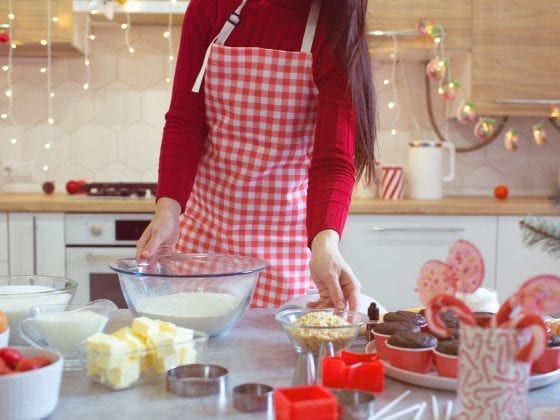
[301,0,320,53]
[215,0,249,46]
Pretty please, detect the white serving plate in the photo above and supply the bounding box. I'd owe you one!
[365,341,560,392]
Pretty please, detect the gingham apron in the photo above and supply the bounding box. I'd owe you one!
[175,0,320,308]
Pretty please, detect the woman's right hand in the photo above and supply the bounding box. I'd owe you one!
[136,197,182,260]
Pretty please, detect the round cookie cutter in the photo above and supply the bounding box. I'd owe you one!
[331,388,375,420]
[232,383,274,413]
[166,364,229,397]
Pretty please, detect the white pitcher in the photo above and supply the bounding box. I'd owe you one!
[406,140,455,199]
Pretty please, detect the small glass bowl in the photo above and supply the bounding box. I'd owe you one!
[275,308,368,355]
[78,329,209,390]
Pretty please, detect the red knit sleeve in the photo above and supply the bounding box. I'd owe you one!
[156,0,217,210]
[306,21,356,245]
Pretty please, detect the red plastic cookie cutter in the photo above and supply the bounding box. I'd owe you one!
[274,384,338,420]
[321,350,385,393]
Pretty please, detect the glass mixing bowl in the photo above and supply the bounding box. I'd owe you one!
[110,253,267,336]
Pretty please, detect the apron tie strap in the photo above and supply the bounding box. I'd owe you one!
[301,0,320,53]
[192,0,249,93]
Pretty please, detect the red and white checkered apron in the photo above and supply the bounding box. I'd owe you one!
[175,0,320,307]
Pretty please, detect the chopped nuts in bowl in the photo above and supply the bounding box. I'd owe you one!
[275,308,368,355]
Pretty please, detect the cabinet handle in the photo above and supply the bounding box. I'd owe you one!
[495,99,560,105]
[32,216,37,275]
[371,227,465,233]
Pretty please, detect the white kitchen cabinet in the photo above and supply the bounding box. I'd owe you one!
[0,213,7,275]
[7,213,65,277]
[495,216,560,303]
[340,214,498,310]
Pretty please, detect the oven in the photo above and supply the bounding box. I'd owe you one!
[65,213,152,307]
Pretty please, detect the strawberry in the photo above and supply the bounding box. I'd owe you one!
[0,347,22,369]
[0,358,12,375]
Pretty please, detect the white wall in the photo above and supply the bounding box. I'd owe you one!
[0,24,559,196]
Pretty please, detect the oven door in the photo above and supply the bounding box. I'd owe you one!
[66,247,135,307]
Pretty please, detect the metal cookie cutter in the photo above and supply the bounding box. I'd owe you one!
[331,388,375,420]
[232,383,274,413]
[166,364,229,397]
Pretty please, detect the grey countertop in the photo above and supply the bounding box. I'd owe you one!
[51,309,560,419]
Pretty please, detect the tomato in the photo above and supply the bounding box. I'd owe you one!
[0,347,22,369]
[66,180,80,194]
[494,185,509,200]
[0,310,7,333]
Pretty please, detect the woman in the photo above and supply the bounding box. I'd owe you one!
[136,0,377,311]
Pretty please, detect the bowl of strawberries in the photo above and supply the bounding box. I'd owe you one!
[0,346,64,419]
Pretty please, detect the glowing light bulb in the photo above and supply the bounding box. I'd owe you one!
[84,59,90,66]
[50,92,55,98]
[383,79,390,85]
[10,138,17,144]
[0,113,7,119]
[169,55,174,62]
[83,83,89,90]
[129,47,135,54]
[165,77,171,83]
[391,129,397,135]
[5,90,12,97]
[10,43,16,49]
[40,67,47,73]
[387,102,395,109]
[8,13,15,20]
[42,165,49,171]
[44,142,52,150]
[40,39,47,46]
[89,34,96,40]
[1,65,8,71]
[163,31,170,38]
[433,37,441,44]
[48,118,54,125]
[52,16,59,23]
[390,53,396,59]
[121,23,128,30]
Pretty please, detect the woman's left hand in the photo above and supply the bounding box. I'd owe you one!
[307,229,361,311]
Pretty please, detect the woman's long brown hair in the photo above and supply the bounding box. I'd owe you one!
[323,0,378,183]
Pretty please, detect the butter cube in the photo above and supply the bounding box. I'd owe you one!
[177,344,197,365]
[104,359,141,389]
[147,331,175,358]
[153,352,180,374]
[113,327,150,371]
[132,317,159,338]
[86,333,132,370]
[155,320,177,335]
[174,327,194,343]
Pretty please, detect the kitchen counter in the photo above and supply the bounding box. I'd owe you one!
[0,193,558,215]
[51,309,560,419]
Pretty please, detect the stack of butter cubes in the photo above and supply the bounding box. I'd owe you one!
[84,316,198,389]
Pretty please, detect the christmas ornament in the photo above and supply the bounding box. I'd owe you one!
[532,122,547,145]
[42,181,55,195]
[504,128,519,151]
[474,117,497,141]
[426,57,447,81]
[550,107,560,119]
[0,32,9,44]
[416,18,434,35]
[427,23,444,42]
[494,185,509,200]
[438,79,460,100]
[456,100,477,124]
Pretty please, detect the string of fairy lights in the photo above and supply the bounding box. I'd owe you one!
[418,18,559,151]
[1,0,179,178]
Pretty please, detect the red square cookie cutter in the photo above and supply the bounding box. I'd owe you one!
[321,350,384,393]
[274,384,338,420]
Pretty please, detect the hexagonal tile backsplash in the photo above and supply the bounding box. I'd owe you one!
[0,25,559,197]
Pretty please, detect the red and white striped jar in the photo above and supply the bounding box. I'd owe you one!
[381,165,404,200]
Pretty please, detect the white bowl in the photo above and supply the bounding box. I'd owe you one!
[0,347,64,420]
[0,276,78,345]
[110,253,267,336]
[0,327,9,347]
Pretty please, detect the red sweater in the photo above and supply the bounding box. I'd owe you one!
[158,0,356,243]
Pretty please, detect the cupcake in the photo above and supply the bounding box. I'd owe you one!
[386,331,437,373]
[434,339,459,378]
[383,310,426,327]
[372,322,421,360]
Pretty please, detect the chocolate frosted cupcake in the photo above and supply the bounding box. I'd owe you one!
[373,322,421,335]
[436,338,459,356]
[387,331,437,349]
[383,311,426,327]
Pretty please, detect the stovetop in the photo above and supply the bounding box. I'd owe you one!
[82,183,157,198]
